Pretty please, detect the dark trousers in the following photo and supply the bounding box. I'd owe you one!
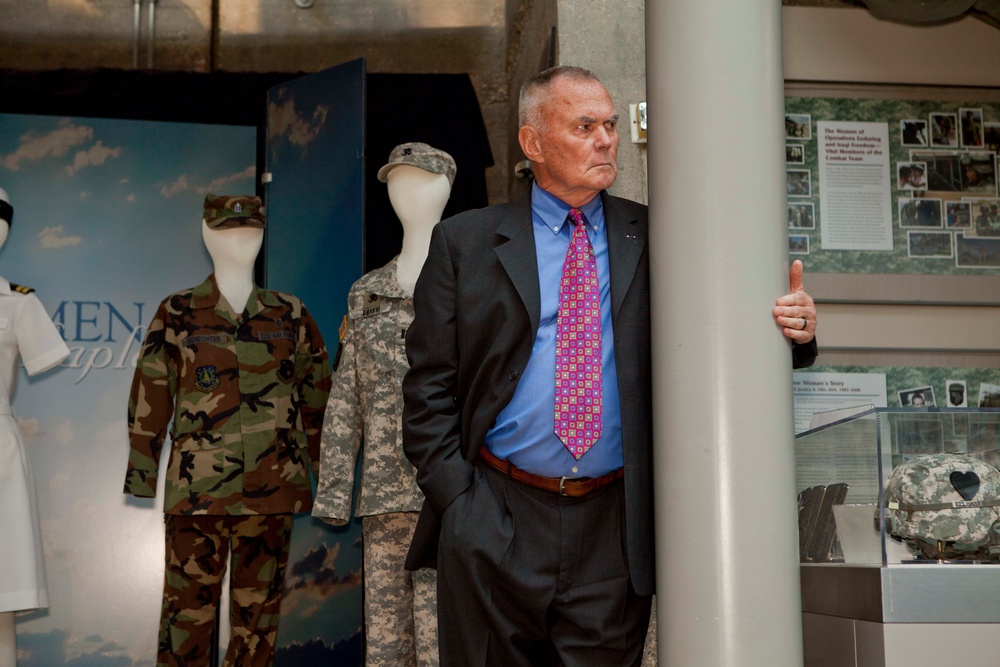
[157,513,293,667]
[436,464,651,667]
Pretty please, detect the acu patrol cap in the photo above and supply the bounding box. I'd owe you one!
[377,142,457,186]
[203,193,266,230]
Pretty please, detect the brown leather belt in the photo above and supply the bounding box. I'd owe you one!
[478,445,624,497]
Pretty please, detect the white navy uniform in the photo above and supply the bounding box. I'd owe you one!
[0,277,69,612]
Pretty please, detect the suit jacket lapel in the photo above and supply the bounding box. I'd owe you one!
[494,193,541,335]
[603,192,646,319]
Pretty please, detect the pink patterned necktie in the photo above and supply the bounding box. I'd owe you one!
[554,207,602,460]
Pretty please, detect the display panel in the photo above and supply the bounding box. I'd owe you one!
[0,111,254,665]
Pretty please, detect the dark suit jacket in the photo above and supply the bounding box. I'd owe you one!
[402,190,656,596]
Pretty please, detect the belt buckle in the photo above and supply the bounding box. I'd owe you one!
[559,476,570,496]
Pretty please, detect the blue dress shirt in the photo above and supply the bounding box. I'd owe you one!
[483,183,624,478]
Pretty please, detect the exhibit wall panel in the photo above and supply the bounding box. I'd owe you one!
[0,112,253,665]
[782,7,1000,365]
[265,60,366,665]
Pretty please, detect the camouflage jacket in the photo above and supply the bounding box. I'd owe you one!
[124,275,331,515]
[313,258,424,524]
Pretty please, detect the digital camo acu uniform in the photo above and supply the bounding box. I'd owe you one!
[313,257,438,667]
[125,274,331,667]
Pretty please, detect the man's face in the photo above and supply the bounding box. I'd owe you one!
[525,77,619,206]
[911,394,925,407]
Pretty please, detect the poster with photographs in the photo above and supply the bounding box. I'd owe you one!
[784,95,1000,276]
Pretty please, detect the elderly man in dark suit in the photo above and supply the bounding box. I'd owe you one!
[402,65,817,667]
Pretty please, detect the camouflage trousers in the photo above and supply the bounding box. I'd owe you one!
[362,512,439,667]
[157,513,293,667]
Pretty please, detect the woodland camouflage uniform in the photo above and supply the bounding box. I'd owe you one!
[126,273,331,667]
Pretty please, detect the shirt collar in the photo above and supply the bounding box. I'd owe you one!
[530,182,604,236]
[190,274,275,315]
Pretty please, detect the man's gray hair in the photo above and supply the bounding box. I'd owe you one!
[518,65,603,129]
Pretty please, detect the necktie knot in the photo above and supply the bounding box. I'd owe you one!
[568,207,585,228]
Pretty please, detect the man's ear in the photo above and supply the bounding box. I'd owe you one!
[518,125,543,164]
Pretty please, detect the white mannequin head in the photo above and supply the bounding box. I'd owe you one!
[385,165,452,295]
[386,164,451,230]
[201,220,263,312]
[0,187,10,251]
[201,219,263,268]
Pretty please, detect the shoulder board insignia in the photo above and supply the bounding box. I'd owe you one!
[339,314,349,341]
[11,283,35,294]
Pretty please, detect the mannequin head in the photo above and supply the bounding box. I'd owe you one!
[0,187,11,252]
[202,220,263,269]
[386,165,452,229]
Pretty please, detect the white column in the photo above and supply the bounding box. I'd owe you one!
[646,1,803,665]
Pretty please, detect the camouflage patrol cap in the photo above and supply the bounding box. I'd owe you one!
[377,142,456,185]
[203,193,266,230]
[883,453,1000,559]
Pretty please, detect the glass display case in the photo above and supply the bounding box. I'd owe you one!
[796,407,1000,639]
[796,407,1000,567]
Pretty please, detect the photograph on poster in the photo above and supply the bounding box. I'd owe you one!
[788,202,815,229]
[956,233,1000,268]
[909,150,964,192]
[786,143,805,164]
[900,119,928,147]
[898,197,942,228]
[947,380,968,407]
[930,112,959,147]
[968,200,1000,237]
[907,230,952,258]
[786,169,811,197]
[785,113,811,139]
[899,386,935,407]
[946,201,972,228]
[897,161,927,191]
[986,122,1000,153]
[960,108,985,148]
[789,234,810,255]
[959,152,997,195]
[979,382,1000,407]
